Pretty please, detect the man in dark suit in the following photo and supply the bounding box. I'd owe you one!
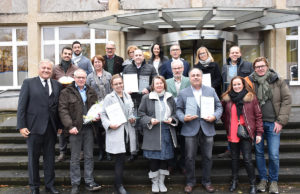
[160,44,190,79]
[103,40,124,75]
[17,59,62,194]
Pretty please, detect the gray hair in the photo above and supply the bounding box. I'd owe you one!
[74,68,87,78]
[39,59,54,68]
[106,40,116,48]
[171,60,184,68]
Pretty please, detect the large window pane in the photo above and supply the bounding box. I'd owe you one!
[59,27,90,40]
[95,29,106,39]
[43,28,54,40]
[17,46,28,85]
[80,44,91,59]
[287,40,298,81]
[44,45,55,63]
[240,45,260,64]
[17,29,27,41]
[0,29,12,41]
[287,27,298,35]
[95,43,105,56]
[0,46,13,86]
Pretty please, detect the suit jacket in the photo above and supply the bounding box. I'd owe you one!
[176,85,223,137]
[104,55,124,75]
[17,77,62,135]
[160,58,190,79]
[166,76,190,97]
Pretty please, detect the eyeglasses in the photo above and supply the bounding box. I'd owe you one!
[199,52,207,56]
[172,67,183,70]
[106,48,115,50]
[255,65,267,70]
[75,76,86,80]
[113,82,123,86]
[171,49,180,52]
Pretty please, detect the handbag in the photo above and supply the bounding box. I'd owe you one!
[237,120,249,139]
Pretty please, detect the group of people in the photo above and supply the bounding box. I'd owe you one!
[17,40,291,194]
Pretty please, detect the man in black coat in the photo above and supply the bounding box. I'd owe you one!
[17,59,62,194]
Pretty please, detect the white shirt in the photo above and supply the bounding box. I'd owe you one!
[174,77,182,95]
[191,86,202,107]
[153,60,160,74]
[39,76,52,95]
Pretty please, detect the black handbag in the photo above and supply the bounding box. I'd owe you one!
[237,120,249,139]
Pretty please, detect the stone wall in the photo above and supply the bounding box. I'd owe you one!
[287,0,300,7]
[120,0,190,9]
[40,0,108,12]
[0,0,27,13]
[202,0,274,7]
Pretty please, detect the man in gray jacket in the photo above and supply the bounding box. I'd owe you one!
[72,41,93,75]
[176,68,223,193]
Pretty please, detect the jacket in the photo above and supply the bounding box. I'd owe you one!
[148,56,169,75]
[58,82,98,133]
[194,62,222,96]
[52,63,78,80]
[166,76,190,97]
[104,55,124,75]
[248,69,292,126]
[138,92,178,151]
[72,55,93,75]
[100,91,137,154]
[86,70,112,101]
[221,92,264,140]
[160,58,190,79]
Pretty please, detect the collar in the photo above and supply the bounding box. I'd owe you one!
[75,83,87,91]
[107,55,115,59]
[149,91,173,100]
[39,76,49,83]
[191,85,202,92]
[174,76,182,83]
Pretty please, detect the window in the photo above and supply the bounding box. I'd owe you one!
[0,27,28,89]
[286,27,299,85]
[41,25,107,65]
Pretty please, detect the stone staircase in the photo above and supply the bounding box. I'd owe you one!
[0,112,300,186]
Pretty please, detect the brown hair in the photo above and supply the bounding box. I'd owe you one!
[252,56,269,69]
[150,75,167,91]
[110,74,123,87]
[91,55,105,68]
[127,45,138,56]
[195,46,214,64]
[221,76,255,98]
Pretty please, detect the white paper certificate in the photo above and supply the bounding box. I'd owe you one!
[185,97,198,116]
[200,96,214,118]
[106,103,127,125]
[123,74,139,93]
[202,73,211,87]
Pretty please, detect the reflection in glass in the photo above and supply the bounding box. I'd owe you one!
[0,46,13,86]
[287,27,298,35]
[80,44,91,59]
[0,29,12,41]
[17,28,27,41]
[43,28,54,40]
[95,29,106,39]
[95,44,105,56]
[287,40,298,81]
[240,45,260,64]
[17,46,28,85]
[59,27,90,40]
[44,45,55,63]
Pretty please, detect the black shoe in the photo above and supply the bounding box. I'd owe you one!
[85,182,102,191]
[106,153,112,161]
[115,185,128,194]
[229,180,238,192]
[98,151,103,161]
[45,186,60,194]
[31,189,40,194]
[127,154,137,162]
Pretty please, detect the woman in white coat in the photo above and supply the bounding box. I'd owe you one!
[100,74,137,194]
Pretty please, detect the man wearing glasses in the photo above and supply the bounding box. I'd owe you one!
[160,44,190,79]
[104,40,124,75]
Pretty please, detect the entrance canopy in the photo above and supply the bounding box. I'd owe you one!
[88,7,300,32]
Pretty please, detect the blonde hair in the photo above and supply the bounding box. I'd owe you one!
[195,47,214,64]
[127,45,138,56]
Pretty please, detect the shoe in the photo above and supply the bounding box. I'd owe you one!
[217,150,231,158]
[31,189,40,194]
[158,169,169,192]
[203,184,215,193]
[269,181,279,194]
[45,186,60,194]
[56,153,65,162]
[127,154,137,162]
[85,182,102,191]
[79,151,84,161]
[115,184,128,194]
[229,179,238,192]
[149,171,159,193]
[250,184,256,194]
[257,180,267,192]
[70,185,79,194]
[106,153,112,161]
[184,185,193,193]
[98,151,103,161]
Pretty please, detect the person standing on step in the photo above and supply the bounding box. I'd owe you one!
[104,40,124,75]
[148,43,169,75]
[248,57,291,194]
[221,76,264,194]
[138,75,178,193]
[17,59,62,194]
[72,41,93,75]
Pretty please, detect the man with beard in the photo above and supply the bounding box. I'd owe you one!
[52,46,78,162]
[72,41,93,75]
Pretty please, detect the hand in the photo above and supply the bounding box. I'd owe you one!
[256,136,262,144]
[163,118,172,125]
[20,128,30,138]
[184,115,198,122]
[69,127,78,135]
[273,122,283,134]
[129,118,136,124]
[203,115,216,123]
[93,114,101,122]
[110,124,121,130]
[57,129,62,134]
[151,118,159,126]
[142,88,149,94]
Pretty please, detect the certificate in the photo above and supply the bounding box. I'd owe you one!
[105,103,127,125]
[202,73,211,87]
[123,74,139,93]
[138,75,150,92]
[185,97,198,116]
[155,101,166,121]
[200,96,214,118]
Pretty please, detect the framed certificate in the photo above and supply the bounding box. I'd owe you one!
[155,101,166,121]
[106,103,127,125]
[200,96,214,118]
[123,74,139,93]
[185,97,198,116]
[202,73,211,87]
[138,75,150,92]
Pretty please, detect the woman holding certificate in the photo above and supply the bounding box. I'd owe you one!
[138,76,178,193]
[221,76,263,194]
[100,74,137,194]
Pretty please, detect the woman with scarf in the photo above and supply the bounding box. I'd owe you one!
[248,57,291,194]
[100,74,137,194]
[138,76,178,193]
[194,46,222,96]
[221,76,264,194]
[86,55,112,161]
[148,43,169,75]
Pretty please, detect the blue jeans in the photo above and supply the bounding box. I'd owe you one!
[255,122,280,182]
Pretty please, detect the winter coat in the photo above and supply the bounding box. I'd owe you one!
[138,92,178,151]
[104,55,124,75]
[52,63,78,81]
[221,92,264,140]
[148,56,169,75]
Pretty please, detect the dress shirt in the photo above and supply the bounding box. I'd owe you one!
[191,86,202,107]
[39,76,52,95]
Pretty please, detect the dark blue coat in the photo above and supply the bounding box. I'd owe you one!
[160,58,190,79]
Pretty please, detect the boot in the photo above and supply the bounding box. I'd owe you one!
[249,184,256,194]
[229,179,238,192]
[158,169,169,192]
[149,171,159,193]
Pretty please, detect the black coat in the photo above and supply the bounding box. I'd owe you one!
[104,55,124,75]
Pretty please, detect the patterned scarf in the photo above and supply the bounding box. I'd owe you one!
[251,70,273,106]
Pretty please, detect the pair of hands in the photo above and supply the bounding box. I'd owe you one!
[109,117,136,130]
[150,117,172,126]
[183,115,216,123]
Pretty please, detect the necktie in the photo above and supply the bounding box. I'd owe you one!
[44,79,49,96]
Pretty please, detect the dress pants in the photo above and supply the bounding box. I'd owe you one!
[27,122,56,190]
[185,128,214,186]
